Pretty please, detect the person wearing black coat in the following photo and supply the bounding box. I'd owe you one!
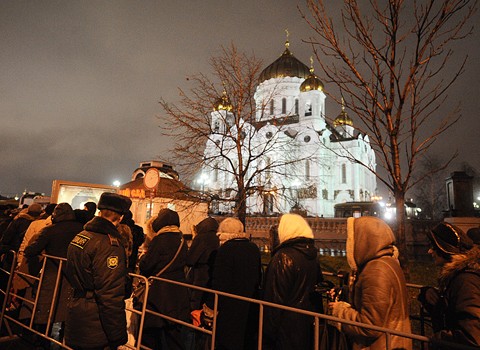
[121,210,145,272]
[139,208,190,350]
[0,203,43,255]
[206,217,261,350]
[263,213,324,350]
[24,203,84,343]
[65,192,132,350]
[418,222,480,348]
[186,216,220,311]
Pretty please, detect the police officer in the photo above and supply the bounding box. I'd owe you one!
[65,192,132,350]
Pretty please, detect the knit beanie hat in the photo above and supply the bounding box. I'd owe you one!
[152,208,180,232]
[84,201,97,214]
[51,203,76,223]
[467,227,480,245]
[277,213,313,244]
[195,217,219,235]
[218,217,244,234]
[27,203,43,217]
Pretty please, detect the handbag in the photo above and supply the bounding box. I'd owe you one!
[132,236,185,307]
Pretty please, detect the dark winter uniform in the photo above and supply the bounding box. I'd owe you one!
[24,203,84,324]
[263,214,323,350]
[65,216,128,349]
[186,217,220,310]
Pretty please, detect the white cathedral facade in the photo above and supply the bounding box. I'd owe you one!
[200,41,376,217]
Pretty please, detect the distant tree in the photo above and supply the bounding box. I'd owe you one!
[413,155,449,220]
[301,0,476,264]
[159,44,315,225]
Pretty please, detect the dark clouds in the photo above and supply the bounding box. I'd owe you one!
[1,1,479,198]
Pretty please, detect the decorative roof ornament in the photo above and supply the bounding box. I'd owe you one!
[285,28,290,50]
[333,97,354,127]
[213,85,233,112]
[258,32,310,83]
[300,56,324,92]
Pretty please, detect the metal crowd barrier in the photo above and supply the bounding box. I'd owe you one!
[1,251,478,350]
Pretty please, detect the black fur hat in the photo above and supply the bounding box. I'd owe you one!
[427,222,473,255]
[97,192,132,215]
[152,208,180,232]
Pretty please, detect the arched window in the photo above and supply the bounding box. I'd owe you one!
[305,102,312,116]
[295,99,299,115]
[270,100,274,115]
[341,164,347,184]
[214,163,219,182]
[282,98,287,114]
[305,160,310,181]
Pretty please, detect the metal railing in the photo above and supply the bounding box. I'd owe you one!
[1,251,477,350]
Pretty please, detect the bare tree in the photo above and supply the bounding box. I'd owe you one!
[159,44,317,225]
[301,0,476,263]
[413,154,449,220]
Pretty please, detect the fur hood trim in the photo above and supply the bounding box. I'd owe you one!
[439,246,480,288]
[218,232,247,244]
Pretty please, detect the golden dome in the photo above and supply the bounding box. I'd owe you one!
[300,59,324,92]
[213,90,232,112]
[259,40,310,83]
[333,100,353,127]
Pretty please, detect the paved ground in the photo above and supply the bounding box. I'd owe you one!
[0,335,38,349]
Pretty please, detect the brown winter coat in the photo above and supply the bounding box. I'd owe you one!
[331,217,412,350]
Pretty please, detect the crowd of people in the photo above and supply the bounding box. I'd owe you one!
[0,193,479,350]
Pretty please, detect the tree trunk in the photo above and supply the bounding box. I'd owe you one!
[394,191,410,277]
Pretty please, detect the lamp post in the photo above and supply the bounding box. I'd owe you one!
[292,179,301,204]
[197,173,209,192]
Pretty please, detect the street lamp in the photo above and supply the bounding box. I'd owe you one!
[197,173,209,192]
[291,179,301,207]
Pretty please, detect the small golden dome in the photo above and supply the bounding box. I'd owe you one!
[300,59,324,92]
[213,90,233,112]
[333,99,353,127]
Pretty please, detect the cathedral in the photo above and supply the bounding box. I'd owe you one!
[201,40,376,217]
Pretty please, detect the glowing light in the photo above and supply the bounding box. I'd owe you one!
[113,180,121,187]
[384,211,393,220]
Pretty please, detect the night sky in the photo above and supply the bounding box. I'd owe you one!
[1,1,479,199]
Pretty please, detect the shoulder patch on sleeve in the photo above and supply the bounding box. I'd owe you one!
[108,234,119,247]
[107,256,119,269]
[70,233,91,249]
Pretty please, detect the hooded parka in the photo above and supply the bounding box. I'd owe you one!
[186,217,220,310]
[263,213,323,350]
[65,216,128,349]
[331,217,412,350]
